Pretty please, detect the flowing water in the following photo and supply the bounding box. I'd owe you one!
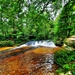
[19,40,56,47]
[0,41,60,75]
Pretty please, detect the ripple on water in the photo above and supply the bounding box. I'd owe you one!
[0,47,59,75]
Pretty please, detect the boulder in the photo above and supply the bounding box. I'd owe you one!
[63,35,75,48]
[58,71,72,75]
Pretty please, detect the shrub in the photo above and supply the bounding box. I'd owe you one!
[0,34,5,41]
[0,40,14,47]
[54,49,75,74]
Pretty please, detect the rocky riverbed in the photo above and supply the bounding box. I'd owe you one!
[0,46,60,75]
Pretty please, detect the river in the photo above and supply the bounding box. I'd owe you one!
[0,41,61,75]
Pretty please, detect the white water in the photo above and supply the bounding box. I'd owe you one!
[20,40,56,48]
[11,40,56,50]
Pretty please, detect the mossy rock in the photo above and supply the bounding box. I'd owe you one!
[64,35,75,48]
[57,71,72,75]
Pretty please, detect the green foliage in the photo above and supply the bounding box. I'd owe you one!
[0,0,62,44]
[54,1,75,41]
[0,0,75,46]
[54,50,75,66]
[0,40,14,47]
[0,34,5,41]
[24,4,52,40]
[54,49,75,74]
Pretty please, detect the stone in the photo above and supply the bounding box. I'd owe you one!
[64,35,75,48]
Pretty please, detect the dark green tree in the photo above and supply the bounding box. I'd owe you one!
[54,0,75,41]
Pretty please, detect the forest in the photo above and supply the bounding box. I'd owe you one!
[0,0,75,46]
[0,0,75,75]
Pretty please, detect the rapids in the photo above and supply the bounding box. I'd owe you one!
[0,41,60,75]
[20,40,56,48]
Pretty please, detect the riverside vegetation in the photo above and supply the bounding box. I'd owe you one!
[0,0,75,46]
[0,0,75,74]
[54,49,75,75]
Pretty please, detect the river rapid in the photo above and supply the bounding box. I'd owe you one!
[0,41,60,75]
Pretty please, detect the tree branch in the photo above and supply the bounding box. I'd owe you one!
[40,0,51,14]
[33,0,51,21]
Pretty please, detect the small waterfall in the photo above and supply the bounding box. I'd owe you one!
[20,40,56,48]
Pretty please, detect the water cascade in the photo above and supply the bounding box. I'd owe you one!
[0,40,60,75]
[20,40,56,48]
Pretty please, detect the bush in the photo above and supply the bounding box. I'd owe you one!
[0,40,15,47]
[54,49,75,75]
[0,34,5,41]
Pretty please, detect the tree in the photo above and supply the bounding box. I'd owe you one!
[0,0,63,43]
[54,0,75,41]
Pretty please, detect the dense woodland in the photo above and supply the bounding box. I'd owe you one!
[0,0,75,75]
[0,0,75,46]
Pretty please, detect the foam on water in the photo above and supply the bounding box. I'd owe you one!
[20,40,56,48]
